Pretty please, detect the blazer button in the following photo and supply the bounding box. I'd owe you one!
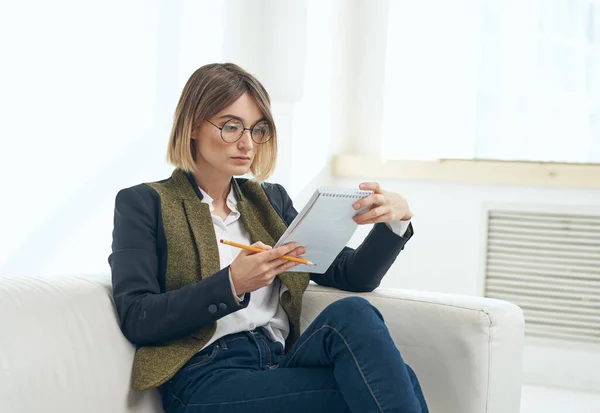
[219,303,228,311]
[208,304,217,314]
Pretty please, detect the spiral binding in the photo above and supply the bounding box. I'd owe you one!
[319,189,372,199]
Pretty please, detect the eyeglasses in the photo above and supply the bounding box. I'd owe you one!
[206,118,272,144]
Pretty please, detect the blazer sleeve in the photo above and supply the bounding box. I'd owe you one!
[109,186,250,347]
[275,184,413,292]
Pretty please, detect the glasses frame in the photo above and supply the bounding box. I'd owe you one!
[206,119,272,144]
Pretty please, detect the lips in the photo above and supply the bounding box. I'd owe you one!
[231,156,251,160]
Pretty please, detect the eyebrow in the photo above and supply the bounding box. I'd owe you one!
[216,114,267,124]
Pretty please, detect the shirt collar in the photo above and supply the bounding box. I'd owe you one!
[198,185,239,215]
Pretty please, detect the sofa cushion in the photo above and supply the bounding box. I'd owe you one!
[0,274,161,413]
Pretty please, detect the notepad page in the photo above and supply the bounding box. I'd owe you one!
[274,188,372,274]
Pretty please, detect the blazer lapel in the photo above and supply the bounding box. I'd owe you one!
[182,200,220,278]
[172,169,220,278]
[236,200,277,247]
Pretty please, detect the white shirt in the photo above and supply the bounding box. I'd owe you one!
[199,186,290,350]
[199,185,411,350]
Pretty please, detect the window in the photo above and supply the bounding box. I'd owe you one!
[382,0,600,163]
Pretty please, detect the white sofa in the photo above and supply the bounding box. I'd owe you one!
[0,274,524,413]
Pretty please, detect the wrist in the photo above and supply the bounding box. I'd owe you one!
[228,268,246,298]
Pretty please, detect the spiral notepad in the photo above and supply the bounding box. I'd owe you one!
[274,187,373,274]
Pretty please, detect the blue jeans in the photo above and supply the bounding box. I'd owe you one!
[161,297,429,413]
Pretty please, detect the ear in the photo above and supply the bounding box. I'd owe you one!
[190,128,198,140]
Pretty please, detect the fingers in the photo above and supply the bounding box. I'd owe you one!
[285,246,306,258]
[270,245,306,273]
[261,243,306,273]
[358,213,394,225]
[354,205,392,224]
[359,182,381,193]
[248,242,306,266]
[260,256,299,281]
[239,241,272,257]
[270,242,300,259]
[353,193,385,211]
[252,241,272,250]
[273,259,299,274]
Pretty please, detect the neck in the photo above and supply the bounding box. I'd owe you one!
[191,170,232,204]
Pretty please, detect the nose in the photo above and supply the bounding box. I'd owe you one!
[237,129,253,150]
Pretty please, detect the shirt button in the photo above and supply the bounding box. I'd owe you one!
[219,303,228,311]
[249,323,256,330]
[208,304,217,314]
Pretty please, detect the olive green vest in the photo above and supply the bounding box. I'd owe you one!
[130,169,310,391]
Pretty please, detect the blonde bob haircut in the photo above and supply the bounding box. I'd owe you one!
[167,63,277,181]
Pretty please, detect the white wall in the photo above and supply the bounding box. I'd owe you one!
[0,0,234,277]
[0,0,361,277]
[334,177,600,294]
[331,175,600,391]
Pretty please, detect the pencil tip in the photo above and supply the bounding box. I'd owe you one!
[308,261,315,266]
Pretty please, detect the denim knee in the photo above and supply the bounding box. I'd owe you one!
[323,296,384,325]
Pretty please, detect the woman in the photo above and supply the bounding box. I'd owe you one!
[110,63,428,413]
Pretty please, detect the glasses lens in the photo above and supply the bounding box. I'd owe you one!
[221,119,243,142]
[252,121,272,144]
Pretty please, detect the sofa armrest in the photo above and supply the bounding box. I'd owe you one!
[301,283,525,413]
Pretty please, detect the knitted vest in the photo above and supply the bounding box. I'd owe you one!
[130,169,309,391]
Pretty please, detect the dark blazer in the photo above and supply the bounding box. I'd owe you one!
[109,173,413,348]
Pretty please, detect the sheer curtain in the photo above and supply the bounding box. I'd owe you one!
[382,0,600,163]
[0,0,224,277]
[0,0,340,277]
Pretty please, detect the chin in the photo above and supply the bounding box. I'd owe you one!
[225,166,252,177]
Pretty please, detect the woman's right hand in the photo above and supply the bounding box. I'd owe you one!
[229,242,306,295]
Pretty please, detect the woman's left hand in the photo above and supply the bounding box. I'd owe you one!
[352,182,412,225]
